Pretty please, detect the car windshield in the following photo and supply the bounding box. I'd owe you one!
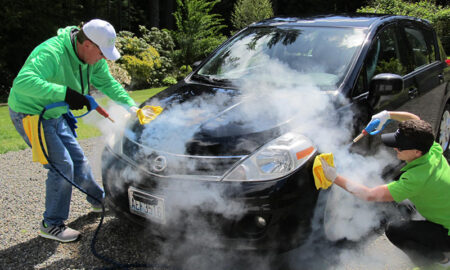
[197,26,367,90]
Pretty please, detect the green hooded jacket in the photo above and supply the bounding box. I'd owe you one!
[8,26,136,119]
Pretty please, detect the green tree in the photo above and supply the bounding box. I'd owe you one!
[358,0,450,54]
[231,0,274,30]
[172,0,227,66]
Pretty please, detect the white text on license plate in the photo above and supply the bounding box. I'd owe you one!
[128,187,165,224]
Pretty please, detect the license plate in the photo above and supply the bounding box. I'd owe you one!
[128,187,165,224]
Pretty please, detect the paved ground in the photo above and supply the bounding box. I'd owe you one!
[0,137,417,270]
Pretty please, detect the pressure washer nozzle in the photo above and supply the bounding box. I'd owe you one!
[352,130,368,143]
[352,119,383,143]
[95,106,115,123]
[84,95,115,123]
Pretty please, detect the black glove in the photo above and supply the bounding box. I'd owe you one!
[64,88,90,111]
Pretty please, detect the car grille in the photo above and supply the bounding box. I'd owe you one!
[122,136,245,178]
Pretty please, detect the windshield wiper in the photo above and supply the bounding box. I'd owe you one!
[192,74,231,85]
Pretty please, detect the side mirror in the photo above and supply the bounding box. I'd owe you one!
[370,73,403,96]
[192,60,202,69]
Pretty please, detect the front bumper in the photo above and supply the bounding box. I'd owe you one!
[101,145,319,251]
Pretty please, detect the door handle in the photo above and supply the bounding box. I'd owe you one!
[438,74,444,83]
[408,88,419,99]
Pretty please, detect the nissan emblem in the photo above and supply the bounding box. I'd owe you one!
[152,155,167,172]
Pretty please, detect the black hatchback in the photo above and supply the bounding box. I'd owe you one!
[102,14,450,251]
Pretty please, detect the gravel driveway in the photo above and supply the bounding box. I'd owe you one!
[0,137,415,270]
[0,137,170,269]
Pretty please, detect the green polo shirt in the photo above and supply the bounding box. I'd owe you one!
[387,142,450,235]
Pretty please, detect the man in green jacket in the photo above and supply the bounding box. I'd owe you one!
[8,19,138,242]
[320,111,450,267]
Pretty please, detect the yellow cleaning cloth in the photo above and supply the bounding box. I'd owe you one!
[312,153,334,190]
[137,105,163,125]
[22,115,48,165]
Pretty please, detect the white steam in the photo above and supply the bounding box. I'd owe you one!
[93,53,406,268]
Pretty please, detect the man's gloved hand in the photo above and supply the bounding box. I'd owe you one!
[129,106,139,114]
[320,157,338,182]
[370,110,390,132]
[135,105,163,125]
[65,88,90,111]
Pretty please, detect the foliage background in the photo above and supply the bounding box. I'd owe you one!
[358,0,450,54]
[231,0,274,30]
[1,0,449,102]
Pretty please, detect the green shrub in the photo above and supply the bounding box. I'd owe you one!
[140,26,175,59]
[358,0,450,54]
[231,0,274,30]
[177,65,193,80]
[116,31,149,56]
[121,47,162,89]
[434,9,450,55]
[172,0,227,66]
[162,76,178,85]
[140,26,177,85]
[107,60,131,87]
[116,27,178,88]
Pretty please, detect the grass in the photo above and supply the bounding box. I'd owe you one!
[0,87,166,154]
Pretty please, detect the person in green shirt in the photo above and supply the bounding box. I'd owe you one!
[320,111,450,267]
[8,19,139,243]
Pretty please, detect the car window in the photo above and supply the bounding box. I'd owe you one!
[404,24,436,69]
[353,24,407,97]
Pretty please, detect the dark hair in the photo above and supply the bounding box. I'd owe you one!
[398,119,434,154]
[76,22,91,44]
[76,30,90,44]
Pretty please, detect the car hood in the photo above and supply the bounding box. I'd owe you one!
[130,83,293,157]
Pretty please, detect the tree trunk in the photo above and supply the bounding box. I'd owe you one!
[161,0,176,29]
[148,0,160,28]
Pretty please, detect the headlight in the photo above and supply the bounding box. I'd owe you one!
[223,132,316,181]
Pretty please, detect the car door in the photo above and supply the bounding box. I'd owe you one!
[395,20,447,133]
[350,22,412,155]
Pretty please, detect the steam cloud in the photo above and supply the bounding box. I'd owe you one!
[92,57,410,269]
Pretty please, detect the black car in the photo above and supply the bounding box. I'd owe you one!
[102,14,450,251]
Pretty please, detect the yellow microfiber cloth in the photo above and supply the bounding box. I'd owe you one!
[22,115,48,165]
[137,105,164,125]
[312,153,334,190]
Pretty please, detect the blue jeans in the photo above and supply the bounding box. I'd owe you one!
[9,108,104,226]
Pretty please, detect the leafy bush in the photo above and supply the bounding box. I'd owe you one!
[140,26,175,59]
[358,0,450,54]
[116,28,177,89]
[172,0,227,66]
[434,9,450,55]
[139,26,177,85]
[177,65,193,80]
[120,47,161,89]
[162,76,178,85]
[116,31,149,56]
[231,0,274,30]
[107,60,131,87]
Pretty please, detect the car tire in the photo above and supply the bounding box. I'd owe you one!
[437,103,450,160]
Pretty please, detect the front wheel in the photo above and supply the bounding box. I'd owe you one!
[437,103,450,159]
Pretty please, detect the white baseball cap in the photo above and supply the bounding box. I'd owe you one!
[83,19,120,61]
